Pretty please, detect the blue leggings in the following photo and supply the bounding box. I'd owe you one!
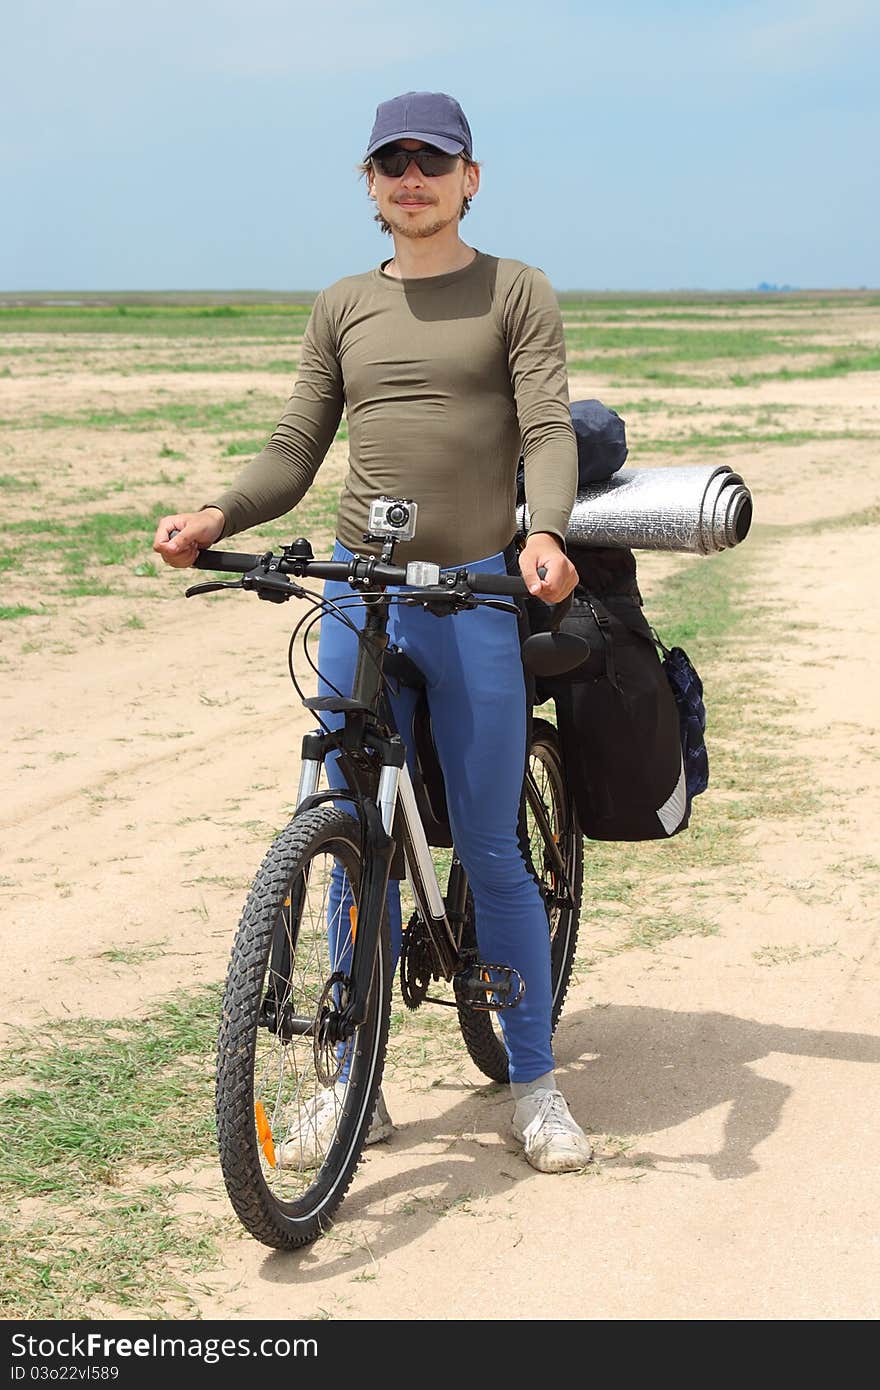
[317,540,554,1084]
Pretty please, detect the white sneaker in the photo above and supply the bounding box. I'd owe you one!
[512,1088,593,1172]
[368,1088,395,1144]
[277,1085,393,1170]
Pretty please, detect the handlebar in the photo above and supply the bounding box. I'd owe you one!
[178,538,589,671]
[189,543,537,598]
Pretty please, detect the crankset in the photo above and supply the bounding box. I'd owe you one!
[399,912,438,1010]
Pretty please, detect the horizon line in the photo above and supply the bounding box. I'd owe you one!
[2,285,877,304]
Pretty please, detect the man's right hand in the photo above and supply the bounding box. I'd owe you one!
[153,508,226,568]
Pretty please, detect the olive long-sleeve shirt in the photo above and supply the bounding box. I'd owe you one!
[208,252,577,565]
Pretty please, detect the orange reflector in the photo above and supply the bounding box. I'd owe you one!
[283,896,291,907]
[254,1101,276,1168]
[349,905,358,942]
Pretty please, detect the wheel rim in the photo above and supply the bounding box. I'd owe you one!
[525,742,572,951]
[250,845,362,1205]
[476,737,574,1047]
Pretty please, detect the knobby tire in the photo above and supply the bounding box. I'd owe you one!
[216,806,390,1249]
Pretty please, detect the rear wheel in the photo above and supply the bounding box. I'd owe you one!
[216,806,390,1249]
[456,718,583,1083]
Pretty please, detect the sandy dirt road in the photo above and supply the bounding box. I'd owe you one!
[2,317,879,1320]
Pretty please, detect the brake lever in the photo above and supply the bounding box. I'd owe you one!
[242,569,305,603]
[398,588,520,618]
[185,579,245,598]
[480,598,520,615]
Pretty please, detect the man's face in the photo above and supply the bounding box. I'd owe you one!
[368,138,479,240]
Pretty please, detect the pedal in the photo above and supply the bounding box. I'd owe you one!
[454,961,525,1012]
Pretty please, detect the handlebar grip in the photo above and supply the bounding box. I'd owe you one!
[192,548,263,573]
[464,568,545,597]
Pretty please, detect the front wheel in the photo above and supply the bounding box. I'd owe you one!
[456,718,583,1084]
[215,806,391,1249]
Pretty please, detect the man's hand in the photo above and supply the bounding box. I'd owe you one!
[518,532,578,604]
[153,508,225,568]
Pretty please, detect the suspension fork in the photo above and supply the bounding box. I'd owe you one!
[337,731,406,1037]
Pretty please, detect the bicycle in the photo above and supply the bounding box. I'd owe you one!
[184,520,587,1248]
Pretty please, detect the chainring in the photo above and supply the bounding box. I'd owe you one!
[399,913,435,1010]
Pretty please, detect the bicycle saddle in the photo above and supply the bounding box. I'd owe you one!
[520,631,592,678]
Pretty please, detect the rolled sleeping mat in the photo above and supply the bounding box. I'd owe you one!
[517,464,753,554]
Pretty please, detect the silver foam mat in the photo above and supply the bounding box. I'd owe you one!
[517,464,753,554]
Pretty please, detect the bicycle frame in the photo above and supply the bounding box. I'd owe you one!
[291,587,579,1040]
[289,586,467,1033]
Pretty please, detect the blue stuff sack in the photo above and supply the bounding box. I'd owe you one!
[570,398,628,487]
[656,639,709,809]
[517,398,628,503]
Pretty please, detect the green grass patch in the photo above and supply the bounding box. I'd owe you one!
[563,326,817,360]
[756,502,880,539]
[0,302,313,339]
[649,547,746,649]
[223,435,269,457]
[4,1192,224,1319]
[103,357,302,375]
[731,349,880,386]
[557,291,880,311]
[602,399,799,420]
[223,420,347,457]
[0,604,41,620]
[0,474,39,491]
[567,358,709,386]
[1,400,279,433]
[6,509,174,597]
[0,988,219,1196]
[563,324,880,386]
[639,428,877,454]
[98,942,164,964]
[0,986,224,1317]
[752,942,839,966]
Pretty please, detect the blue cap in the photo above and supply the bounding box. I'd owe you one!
[365,91,473,159]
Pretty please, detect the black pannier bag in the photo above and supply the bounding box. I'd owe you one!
[517,399,707,842]
[526,580,692,841]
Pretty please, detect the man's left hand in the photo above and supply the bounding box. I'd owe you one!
[518,532,578,604]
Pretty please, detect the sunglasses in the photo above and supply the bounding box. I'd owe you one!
[370,145,462,178]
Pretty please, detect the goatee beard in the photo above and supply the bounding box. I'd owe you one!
[388,207,459,240]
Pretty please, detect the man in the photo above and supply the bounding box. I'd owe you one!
[154,91,592,1172]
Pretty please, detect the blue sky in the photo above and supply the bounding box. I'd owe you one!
[3,0,878,291]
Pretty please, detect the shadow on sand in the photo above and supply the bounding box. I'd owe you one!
[258,1002,880,1282]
